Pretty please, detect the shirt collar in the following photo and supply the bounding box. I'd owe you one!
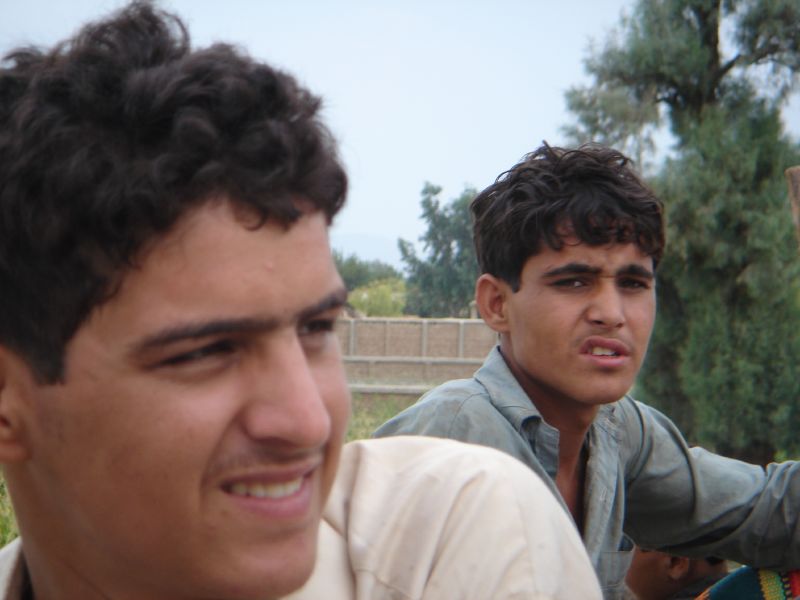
[474,346,544,432]
[0,539,26,600]
[474,346,621,434]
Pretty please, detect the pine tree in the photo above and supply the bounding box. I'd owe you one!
[566,0,800,463]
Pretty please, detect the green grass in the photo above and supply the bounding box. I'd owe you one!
[0,394,417,547]
[0,480,17,546]
[347,392,419,441]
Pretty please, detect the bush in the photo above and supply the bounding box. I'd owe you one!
[349,277,406,317]
[0,481,17,545]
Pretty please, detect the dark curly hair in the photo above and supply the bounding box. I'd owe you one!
[0,1,347,382]
[471,143,664,291]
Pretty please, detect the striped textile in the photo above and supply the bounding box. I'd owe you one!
[696,567,800,599]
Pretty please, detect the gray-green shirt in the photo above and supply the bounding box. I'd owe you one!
[374,347,800,600]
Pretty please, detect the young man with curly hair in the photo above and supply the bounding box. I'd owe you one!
[376,144,800,599]
[0,4,601,599]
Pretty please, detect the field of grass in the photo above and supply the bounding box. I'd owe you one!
[0,393,418,547]
[347,392,418,441]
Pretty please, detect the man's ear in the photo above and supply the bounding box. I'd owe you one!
[666,555,691,582]
[0,347,32,464]
[475,274,511,334]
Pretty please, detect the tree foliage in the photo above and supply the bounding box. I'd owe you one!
[651,104,800,464]
[333,250,401,291]
[563,78,661,168]
[349,277,406,317]
[399,183,479,317]
[567,0,800,464]
[565,0,800,167]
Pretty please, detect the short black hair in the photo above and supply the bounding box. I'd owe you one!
[0,1,347,382]
[471,142,664,290]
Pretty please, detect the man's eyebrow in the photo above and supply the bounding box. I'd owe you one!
[130,287,348,354]
[542,263,601,278]
[542,262,654,279]
[297,286,348,322]
[617,264,655,279]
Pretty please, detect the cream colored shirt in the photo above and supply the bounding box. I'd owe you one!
[0,539,23,600]
[0,437,601,599]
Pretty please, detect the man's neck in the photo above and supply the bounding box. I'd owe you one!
[497,346,596,528]
[498,345,600,436]
[554,430,588,532]
[524,385,593,530]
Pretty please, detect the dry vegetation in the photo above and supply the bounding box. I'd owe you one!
[347,393,418,441]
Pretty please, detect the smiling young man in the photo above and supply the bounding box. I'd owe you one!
[375,144,800,599]
[0,4,604,600]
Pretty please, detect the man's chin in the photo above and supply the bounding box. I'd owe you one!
[582,375,636,404]
[230,553,318,600]
[210,528,320,599]
[577,388,633,406]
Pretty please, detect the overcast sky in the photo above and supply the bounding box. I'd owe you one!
[3,1,798,268]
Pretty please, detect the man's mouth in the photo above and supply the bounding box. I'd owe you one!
[227,477,304,499]
[589,346,619,357]
[580,337,630,358]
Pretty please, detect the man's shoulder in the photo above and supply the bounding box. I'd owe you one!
[606,395,688,445]
[422,375,486,397]
[597,394,651,434]
[372,376,508,438]
[342,436,535,479]
[326,436,567,537]
[333,436,559,510]
[417,377,494,413]
[319,437,602,599]
[324,436,569,555]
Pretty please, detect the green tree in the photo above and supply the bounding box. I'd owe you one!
[333,250,401,291]
[349,277,406,317]
[563,79,661,169]
[566,0,800,464]
[399,183,479,317]
[565,0,800,158]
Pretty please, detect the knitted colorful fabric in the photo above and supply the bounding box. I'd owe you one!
[695,567,800,599]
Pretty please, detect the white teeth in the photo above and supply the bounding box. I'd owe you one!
[229,478,303,499]
[590,346,618,356]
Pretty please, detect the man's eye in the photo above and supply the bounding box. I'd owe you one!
[159,340,236,366]
[553,278,586,288]
[619,278,651,290]
[299,318,336,337]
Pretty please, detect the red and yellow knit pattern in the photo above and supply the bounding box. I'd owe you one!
[695,568,800,599]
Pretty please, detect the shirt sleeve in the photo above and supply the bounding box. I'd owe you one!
[622,399,800,567]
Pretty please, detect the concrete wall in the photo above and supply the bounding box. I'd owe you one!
[337,318,497,394]
[336,317,496,359]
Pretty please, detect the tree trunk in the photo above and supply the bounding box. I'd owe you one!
[786,166,800,247]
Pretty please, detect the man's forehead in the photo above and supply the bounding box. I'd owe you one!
[132,199,327,269]
[79,202,336,341]
[533,238,655,273]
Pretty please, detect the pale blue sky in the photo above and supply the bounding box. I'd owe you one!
[3,1,798,267]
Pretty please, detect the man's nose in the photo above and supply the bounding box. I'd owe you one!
[585,282,625,329]
[238,334,331,449]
